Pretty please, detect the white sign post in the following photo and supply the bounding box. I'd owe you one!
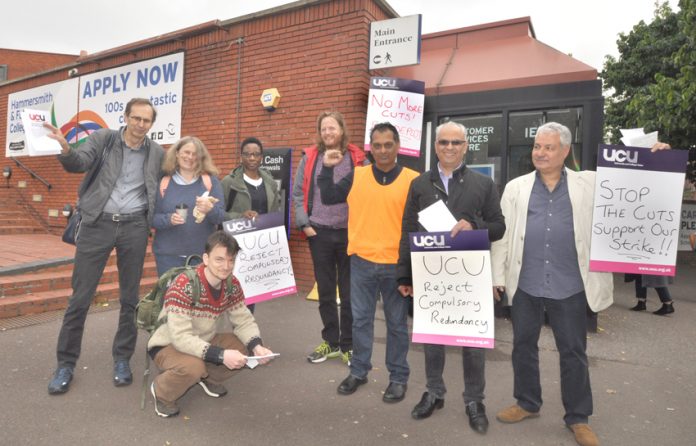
[369,15,422,70]
[409,230,494,348]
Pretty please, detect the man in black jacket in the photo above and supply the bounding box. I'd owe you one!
[396,121,505,434]
[45,98,164,395]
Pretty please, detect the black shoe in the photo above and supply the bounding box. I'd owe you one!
[653,303,674,316]
[337,374,367,395]
[466,401,489,434]
[48,367,73,395]
[630,300,646,311]
[411,392,444,419]
[113,360,132,386]
[383,382,407,403]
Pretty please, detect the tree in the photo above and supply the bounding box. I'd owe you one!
[602,0,696,181]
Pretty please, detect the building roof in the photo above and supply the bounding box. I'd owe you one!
[389,17,598,96]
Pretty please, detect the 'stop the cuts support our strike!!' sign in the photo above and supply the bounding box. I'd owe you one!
[369,15,421,70]
[589,144,688,276]
[409,230,495,348]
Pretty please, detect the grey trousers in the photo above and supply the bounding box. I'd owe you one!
[56,214,149,368]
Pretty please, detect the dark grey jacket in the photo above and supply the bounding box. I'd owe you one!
[57,128,164,225]
[396,164,506,285]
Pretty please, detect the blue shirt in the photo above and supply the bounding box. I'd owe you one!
[517,171,584,299]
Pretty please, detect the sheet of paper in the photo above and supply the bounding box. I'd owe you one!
[245,353,280,369]
[417,199,457,232]
[20,109,63,156]
[620,128,658,148]
[620,127,645,138]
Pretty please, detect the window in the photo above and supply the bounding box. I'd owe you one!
[0,65,7,82]
[444,113,504,183]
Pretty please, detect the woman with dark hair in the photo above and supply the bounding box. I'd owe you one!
[152,136,224,276]
[292,111,367,366]
[220,137,282,221]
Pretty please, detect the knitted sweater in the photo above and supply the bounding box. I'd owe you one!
[147,264,263,363]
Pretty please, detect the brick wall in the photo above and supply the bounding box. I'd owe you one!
[0,49,77,80]
[0,0,393,294]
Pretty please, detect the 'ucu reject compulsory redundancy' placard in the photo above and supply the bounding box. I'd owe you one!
[223,211,296,304]
[409,230,494,348]
[590,144,688,276]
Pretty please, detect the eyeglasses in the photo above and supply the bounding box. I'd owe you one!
[128,115,153,125]
[436,139,465,147]
[241,152,262,159]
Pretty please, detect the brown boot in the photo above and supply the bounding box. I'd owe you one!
[568,423,599,446]
[496,404,539,423]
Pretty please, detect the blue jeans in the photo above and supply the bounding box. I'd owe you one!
[349,255,409,384]
[56,214,149,368]
[511,288,592,425]
[423,344,486,403]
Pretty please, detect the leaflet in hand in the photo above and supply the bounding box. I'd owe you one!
[20,109,63,156]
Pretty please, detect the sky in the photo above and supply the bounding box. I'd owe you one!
[0,0,679,72]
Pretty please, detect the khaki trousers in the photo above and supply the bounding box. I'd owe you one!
[153,333,247,403]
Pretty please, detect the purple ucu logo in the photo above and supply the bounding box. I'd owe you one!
[603,148,638,163]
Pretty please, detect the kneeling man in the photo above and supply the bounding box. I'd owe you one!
[148,231,275,417]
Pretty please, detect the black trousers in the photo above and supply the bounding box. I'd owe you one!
[307,227,351,351]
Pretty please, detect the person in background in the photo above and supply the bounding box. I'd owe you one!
[625,274,675,315]
[292,111,367,365]
[152,136,224,276]
[221,136,282,312]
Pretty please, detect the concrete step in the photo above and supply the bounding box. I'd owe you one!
[0,260,158,298]
[0,276,159,318]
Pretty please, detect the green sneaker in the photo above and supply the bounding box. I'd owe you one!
[307,341,341,363]
[341,350,352,367]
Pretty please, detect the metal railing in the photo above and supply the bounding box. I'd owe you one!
[10,157,52,190]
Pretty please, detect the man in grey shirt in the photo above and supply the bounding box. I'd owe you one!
[45,98,164,395]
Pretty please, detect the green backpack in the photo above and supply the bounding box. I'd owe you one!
[135,255,202,409]
[135,263,201,333]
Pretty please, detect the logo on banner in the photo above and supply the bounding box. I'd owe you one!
[413,235,445,248]
[603,148,638,164]
[371,78,397,89]
[225,220,254,233]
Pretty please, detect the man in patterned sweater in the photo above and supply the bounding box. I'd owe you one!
[148,231,275,418]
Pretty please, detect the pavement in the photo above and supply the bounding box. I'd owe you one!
[0,235,695,446]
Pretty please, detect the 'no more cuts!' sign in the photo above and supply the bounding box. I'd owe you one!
[590,144,688,276]
[409,230,494,348]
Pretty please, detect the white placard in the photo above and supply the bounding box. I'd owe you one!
[5,79,79,157]
[223,212,296,304]
[409,231,494,348]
